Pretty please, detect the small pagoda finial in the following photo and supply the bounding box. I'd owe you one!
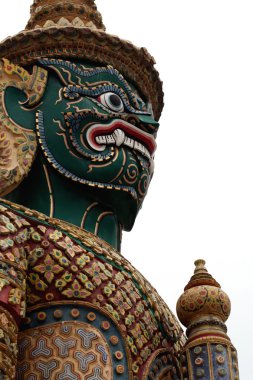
[26,0,105,31]
[177,259,229,328]
[176,260,239,380]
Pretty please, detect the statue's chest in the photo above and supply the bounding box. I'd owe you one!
[0,203,183,379]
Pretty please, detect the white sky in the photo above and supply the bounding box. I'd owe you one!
[1,1,252,378]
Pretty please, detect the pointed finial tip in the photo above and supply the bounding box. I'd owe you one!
[194,259,206,267]
[194,259,207,273]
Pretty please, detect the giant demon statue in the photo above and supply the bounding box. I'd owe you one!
[0,1,240,380]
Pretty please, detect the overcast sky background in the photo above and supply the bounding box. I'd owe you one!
[1,1,252,377]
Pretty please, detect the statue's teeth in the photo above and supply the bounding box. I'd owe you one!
[134,141,149,157]
[106,135,115,144]
[143,147,151,159]
[124,136,134,148]
[95,133,152,162]
[96,136,106,144]
[113,129,125,147]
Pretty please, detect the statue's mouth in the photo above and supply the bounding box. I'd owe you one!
[86,119,156,160]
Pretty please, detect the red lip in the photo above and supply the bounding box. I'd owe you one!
[87,119,156,155]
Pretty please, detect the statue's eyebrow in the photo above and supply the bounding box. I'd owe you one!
[38,58,147,112]
[63,83,149,116]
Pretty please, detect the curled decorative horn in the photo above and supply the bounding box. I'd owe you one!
[0,58,48,196]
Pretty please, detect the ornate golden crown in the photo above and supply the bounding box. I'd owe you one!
[0,0,163,120]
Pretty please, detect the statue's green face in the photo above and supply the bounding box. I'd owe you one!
[5,59,159,229]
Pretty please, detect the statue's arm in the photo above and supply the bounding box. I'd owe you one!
[0,250,26,380]
[0,201,29,379]
[0,59,47,379]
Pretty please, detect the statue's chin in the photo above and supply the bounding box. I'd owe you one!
[91,185,140,231]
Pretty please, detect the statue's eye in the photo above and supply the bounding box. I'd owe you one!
[98,92,124,113]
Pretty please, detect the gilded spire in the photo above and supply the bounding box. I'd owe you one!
[26,0,105,30]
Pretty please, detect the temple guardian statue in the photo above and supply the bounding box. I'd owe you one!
[0,1,239,379]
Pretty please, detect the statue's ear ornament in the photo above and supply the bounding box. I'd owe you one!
[1,58,48,107]
[0,58,48,197]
